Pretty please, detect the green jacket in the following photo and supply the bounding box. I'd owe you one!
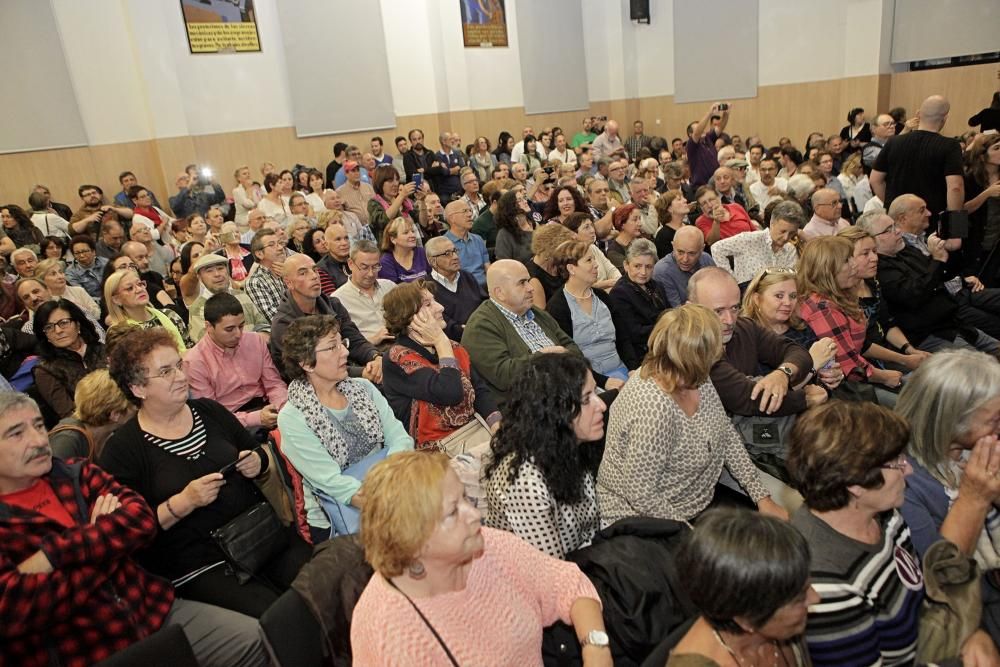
[461,299,581,403]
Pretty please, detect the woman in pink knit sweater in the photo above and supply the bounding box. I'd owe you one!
[351,451,612,666]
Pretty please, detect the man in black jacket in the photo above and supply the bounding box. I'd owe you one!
[860,210,999,353]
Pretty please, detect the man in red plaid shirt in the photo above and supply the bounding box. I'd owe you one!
[0,392,266,667]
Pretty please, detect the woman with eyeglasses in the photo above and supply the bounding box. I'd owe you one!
[277,315,414,544]
[32,299,106,418]
[897,350,1000,646]
[99,327,311,618]
[787,400,999,666]
[35,258,100,321]
[104,268,192,351]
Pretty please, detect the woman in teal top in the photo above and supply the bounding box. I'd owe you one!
[277,314,413,544]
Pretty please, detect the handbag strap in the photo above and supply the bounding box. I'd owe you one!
[387,579,460,666]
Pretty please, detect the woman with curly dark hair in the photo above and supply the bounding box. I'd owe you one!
[542,184,588,225]
[494,187,536,266]
[483,353,606,558]
[1,204,44,251]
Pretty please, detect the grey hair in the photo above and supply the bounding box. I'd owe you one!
[856,209,888,235]
[0,391,39,417]
[786,174,815,201]
[424,236,452,258]
[625,238,658,263]
[350,239,380,260]
[10,247,37,263]
[770,200,806,227]
[896,349,1000,487]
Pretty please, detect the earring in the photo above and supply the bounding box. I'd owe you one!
[408,560,426,579]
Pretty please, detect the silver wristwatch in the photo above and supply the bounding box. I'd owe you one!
[776,365,793,383]
[582,629,610,649]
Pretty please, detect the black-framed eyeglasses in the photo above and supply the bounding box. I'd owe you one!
[430,248,459,259]
[875,223,899,237]
[42,318,76,334]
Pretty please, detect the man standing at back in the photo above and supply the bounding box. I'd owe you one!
[870,95,964,226]
[686,102,731,187]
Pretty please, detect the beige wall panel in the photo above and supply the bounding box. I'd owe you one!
[888,62,996,136]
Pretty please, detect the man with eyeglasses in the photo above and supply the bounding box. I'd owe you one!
[65,235,108,299]
[245,229,289,321]
[68,184,133,236]
[426,236,486,340]
[333,241,396,346]
[749,157,787,211]
[859,209,1000,355]
[269,253,383,384]
[443,200,490,287]
[458,168,487,218]
[861,114,896,174]
[801,188,850,242]
[607,160,631,206]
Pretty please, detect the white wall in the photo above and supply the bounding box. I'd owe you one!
[48,0,895,145]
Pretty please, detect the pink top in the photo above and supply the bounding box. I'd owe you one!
[350,527,600,666]
[695,203,754,241]
[183,331,287,427]
[800,214,851,241]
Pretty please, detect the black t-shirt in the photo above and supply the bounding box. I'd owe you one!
[873,130,963,220]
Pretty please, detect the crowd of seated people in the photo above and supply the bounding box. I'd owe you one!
[5,90,1000,664]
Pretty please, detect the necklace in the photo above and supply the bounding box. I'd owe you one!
[564,285,593,300]
[713,629,787,667]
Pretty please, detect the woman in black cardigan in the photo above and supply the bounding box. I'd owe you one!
[32,299,106,418]
[545,240,628,381]
[607,239,669,369]
[99,327,311,618]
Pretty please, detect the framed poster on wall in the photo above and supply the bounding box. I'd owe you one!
[461,0,508,48]
[180,0,261,54]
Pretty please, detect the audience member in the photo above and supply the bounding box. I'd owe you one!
[35,257,100,321]
[48,368,133,460]
[608,239,668,369]
[426,236,487,339]
[276,315,413,541]
[15,277,53,331]
[169,170,226,219]
[27,191,70,240]
[32,299,106,418]
[495,188,536,265]
[526,223,575,309]
[801,188,850,241]
[605,203,643,273]
[0,392,268,667]
[669,508,816,666]
[69,184,133,235]
[563,211,620,290]
[547,240,628,381]
[694,186,755,247]
[443,199,490,287]
[368,165,417,243]
[381,281,500,449]
[105,268,191,350]
[686,103,731,187]
[9,247,38,281]
[336,160,376,228]
[316,222,352,292]
[710,199,802,286]
[245,229,288,321]
[333,240,397,345]
[351,450,609,664]
[786,400,997,666]
[653,225,716,307]
[651,190,690,259]
[964,133,1000,265]
[484,353,601,557]
[378,216,430,283]
[597,304,783,525]
[184,293,286,431]
[2,205,45,253]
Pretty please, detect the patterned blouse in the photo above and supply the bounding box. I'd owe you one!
[484,454,599,559]
[597,376,768,526]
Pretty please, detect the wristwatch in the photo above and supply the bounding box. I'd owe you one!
[582,630,610,649]
[776,365,794,383]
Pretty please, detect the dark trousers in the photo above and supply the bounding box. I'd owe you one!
[957,288,1000,341]
[177,527,313,618]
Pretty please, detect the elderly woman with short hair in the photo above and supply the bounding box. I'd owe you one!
[607,238,668,369]
[381,281,500,450]
[350,450,612,666]
[667,508,817,666]
[276,315,414,543]
[35,257,100,321]
[597,304,783,526]
[786,400,998,666]
[897,350,1000,644]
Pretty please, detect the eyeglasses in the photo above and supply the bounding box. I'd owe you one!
[146,360,185,382]
[874,223,899,237]
[353,261,380,273]
[117,280,146,295]
[42,318,76,334]
[880,454,909,471]
[430,248,459,259]
[817,201,842,208]
[316,337,349,354]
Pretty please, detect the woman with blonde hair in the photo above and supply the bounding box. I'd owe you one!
[232,164,262,229]
[215,221,252,285]
[597,304,785,526]
[35,257,100,320]
[104,268,191,351]
[378,217,430,283]
[797,235,901,401]
[526,222,575,309]
[49,368,133,460]
[351,450,610,665]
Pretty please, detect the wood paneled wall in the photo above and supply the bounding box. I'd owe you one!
[1,63,994,213]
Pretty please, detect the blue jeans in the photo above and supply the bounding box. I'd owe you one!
[918,329,1000,354]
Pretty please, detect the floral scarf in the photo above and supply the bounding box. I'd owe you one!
[287,377,384,468]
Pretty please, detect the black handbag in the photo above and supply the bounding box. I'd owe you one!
[210,502,288,584]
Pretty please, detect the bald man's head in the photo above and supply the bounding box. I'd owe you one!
[888,194,930,234]
[672,226,706,272]
[282,253,321,299]
[918,95,950,128]
[486,259,534,315]
[687,266,741,342]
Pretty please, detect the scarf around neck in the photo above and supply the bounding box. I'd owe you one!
[287,377,384,468]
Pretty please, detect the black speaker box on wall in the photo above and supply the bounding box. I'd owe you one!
[630,0,650,23]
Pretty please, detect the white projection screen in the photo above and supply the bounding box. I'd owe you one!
[0,0,88,154]
[516,0,590,115]
[276,0,396,137]
[891,0,999,63]
[672,0,759,104]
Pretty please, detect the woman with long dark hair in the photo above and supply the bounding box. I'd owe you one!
[494,131,515,165]
[494,187,536,265]
[483,353,605,558]
[1,204,44,251]
[32,299,106,418]
[542,185,588,225]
